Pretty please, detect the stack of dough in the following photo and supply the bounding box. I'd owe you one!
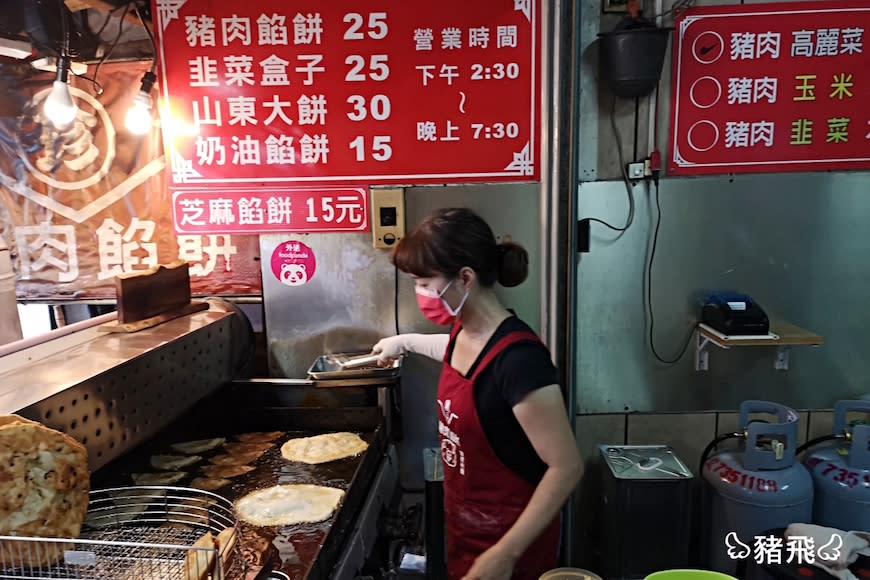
[0,415,90,567]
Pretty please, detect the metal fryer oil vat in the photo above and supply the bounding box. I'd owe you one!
[599,444,694,580]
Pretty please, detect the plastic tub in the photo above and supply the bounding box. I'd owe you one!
[644,570,738,580]
[539,568,603,580]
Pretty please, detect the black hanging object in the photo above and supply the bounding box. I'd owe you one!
[598,17,673,98]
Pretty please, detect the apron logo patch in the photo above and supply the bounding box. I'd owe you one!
[438,398,465,475]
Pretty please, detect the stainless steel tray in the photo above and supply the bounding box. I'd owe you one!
[307,352,401,381]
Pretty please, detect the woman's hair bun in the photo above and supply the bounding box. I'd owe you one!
[497,241,528,287]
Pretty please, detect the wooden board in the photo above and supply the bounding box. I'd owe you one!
[115,260,192,324]
[698,321,824,348]
[98,301,209,334]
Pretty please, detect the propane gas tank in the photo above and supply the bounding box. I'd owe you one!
[703,401,813,576]
[804,400,870,532]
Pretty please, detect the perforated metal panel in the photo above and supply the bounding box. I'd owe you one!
[16,314,238,471]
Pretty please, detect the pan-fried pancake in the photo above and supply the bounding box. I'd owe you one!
[167,497,218,524]
[171,438,226,454]
[131,471,186,486]
[235,484,345,526]
[183,531,216,580]
[0,415,90,568]
[223,441,272,455]
[214,527,237,580]
[189,477,232,491]
[84,488,164,529]
[208,450,263,466]
[235,431,283,443]
[200,464,255,479]
[151,454,202,470]
[280,432,368,464]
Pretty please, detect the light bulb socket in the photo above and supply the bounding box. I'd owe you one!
[55,54,71,83]
[139,70,157,94]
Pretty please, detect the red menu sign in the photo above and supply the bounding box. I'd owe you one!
[172,187,368,234]
[151,0,541,189]
[668,0,870,175]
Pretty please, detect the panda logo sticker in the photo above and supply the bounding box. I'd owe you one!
[271,241,316,287]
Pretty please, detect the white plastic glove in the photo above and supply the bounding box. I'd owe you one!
[371,333,450,364]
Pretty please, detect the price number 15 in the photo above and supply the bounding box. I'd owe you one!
[350,136,392,162]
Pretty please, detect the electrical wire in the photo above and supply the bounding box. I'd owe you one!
[581,98,637,233]
[90,1,132,95]
[647,180,695,364]
[643,0,696,22]
[133,3,157,73]
[58,0,69,58]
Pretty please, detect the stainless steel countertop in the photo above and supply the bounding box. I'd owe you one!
[0,309,233,414]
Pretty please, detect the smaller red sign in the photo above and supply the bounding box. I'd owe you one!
[172,187,368,234]
[271,239,316,286]
[669,0,870,175]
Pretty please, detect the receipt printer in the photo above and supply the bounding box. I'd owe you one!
[702,291,769,336]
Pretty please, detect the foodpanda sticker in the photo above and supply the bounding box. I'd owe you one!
[271,240,316,287]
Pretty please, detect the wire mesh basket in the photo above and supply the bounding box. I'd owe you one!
[0,486,244,580]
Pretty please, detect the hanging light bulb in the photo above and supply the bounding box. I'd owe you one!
[125,71,156,135]
[43,55,77,130]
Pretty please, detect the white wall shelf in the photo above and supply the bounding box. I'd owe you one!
[695,321,824,372]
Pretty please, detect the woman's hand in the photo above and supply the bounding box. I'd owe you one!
[371,335,407,366]
[461,544,517,580]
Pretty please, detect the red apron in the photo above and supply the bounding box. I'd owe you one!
[437,324,561,580]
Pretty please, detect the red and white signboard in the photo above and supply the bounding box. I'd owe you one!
[151,0,541,188]
[172,187,368,234]
[669,0,870,175]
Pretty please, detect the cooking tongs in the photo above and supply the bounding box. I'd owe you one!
[333,353,382,369]
[308,351,402,381]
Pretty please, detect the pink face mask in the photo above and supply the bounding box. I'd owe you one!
[415,279,470,326]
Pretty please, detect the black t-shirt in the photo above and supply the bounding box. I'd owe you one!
[446,316,558,484]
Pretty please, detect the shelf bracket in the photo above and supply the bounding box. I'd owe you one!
[695,331,713,372]
[775,346,790,371]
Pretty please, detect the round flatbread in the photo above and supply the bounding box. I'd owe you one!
[235,484,345,527]
[280,432,368,465]
[0,415,90,567]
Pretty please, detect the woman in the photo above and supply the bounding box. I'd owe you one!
[372,208,583,580]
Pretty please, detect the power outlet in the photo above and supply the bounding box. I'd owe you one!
[627,162,645,180]
[371,188,405,249]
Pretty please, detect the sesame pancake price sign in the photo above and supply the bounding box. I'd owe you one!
[152,0,541,187]
[669,0,870,175]
[172,187,368,234]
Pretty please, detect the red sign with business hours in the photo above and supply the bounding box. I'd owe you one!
[151,0,541,187]
[172,187,368,234]
[668,0,870,175]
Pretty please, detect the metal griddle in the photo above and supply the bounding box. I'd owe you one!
[90,380,390,580]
